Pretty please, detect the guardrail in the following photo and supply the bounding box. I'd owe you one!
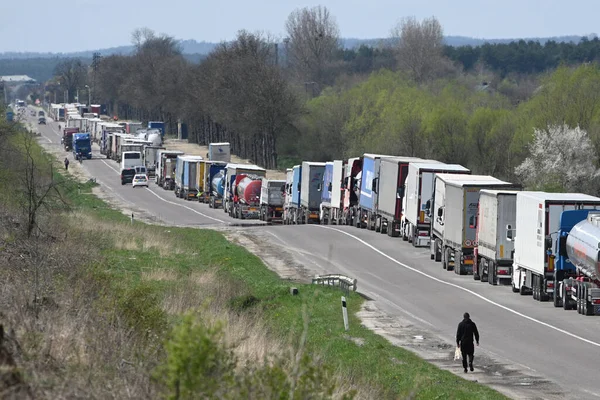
[312,274,357,296]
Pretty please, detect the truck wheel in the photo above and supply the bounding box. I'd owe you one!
[473,259,481,280]
[443,248,451,270]
[488,262,496,285]
[512,282,519,293]
[562,284,570,310]
[553,284,562,308]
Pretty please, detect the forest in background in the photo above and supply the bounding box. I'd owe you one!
[14,7,600,192]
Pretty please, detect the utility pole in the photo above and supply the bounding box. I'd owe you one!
[92,52,101,104]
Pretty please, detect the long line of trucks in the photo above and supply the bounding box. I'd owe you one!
[96,133,600,318]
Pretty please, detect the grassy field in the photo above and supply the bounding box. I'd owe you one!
[52,175,507,399]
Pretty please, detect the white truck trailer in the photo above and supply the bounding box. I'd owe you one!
[429,174,517,275]
[473,190,520,285]
[300,162,326,224]
[319,160,345,225]
[401,162,469,247]
[510,192,600,301]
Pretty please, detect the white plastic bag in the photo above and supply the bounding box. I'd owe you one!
[454,346,461,361]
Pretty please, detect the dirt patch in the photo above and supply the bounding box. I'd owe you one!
[163,139,287,180]
[221,228,312,283]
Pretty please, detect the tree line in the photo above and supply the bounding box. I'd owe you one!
[41,7,600,193]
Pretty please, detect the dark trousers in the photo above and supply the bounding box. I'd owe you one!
[460,342,474,369]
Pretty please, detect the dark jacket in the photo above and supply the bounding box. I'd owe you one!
[456,318,479,347]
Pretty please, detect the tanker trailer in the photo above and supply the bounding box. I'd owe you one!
[558,210,600,315]
[232,174,262,219]
[209,171,226,209]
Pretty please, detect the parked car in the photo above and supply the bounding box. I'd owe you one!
[121,168,136,185]
[132,174,149,188]
[38,117,46,125]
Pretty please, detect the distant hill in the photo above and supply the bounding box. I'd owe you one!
[0,35,596,61]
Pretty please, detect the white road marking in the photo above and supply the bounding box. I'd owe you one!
[315,225,600,349]
[144,188,226,224]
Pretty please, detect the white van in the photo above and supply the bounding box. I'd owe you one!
[121,151,142,171]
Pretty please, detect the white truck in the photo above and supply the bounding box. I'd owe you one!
[430,174,517,275]
[473,190,520,285]
[208,142,231,163]
[144,146,164,177]
[510,192,600,301]
[156,150,183,188]
[300,162,326,224]
[375,156,427,236]
[319,160,345,225]
[401,162,469,247]
[259,179,286,223]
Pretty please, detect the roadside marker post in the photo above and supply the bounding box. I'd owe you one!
[341,296,349,331]
[131,213,134,224]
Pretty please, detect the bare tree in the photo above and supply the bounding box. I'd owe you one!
[391,16,445,82]
[16,131,65,237]
[285,5,340,88]
[53,59,88,103]
[131,27,156,49]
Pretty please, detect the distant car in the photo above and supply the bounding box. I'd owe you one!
[38,111,45,117]
[38,117,46,125]
[120,168,136,185]
[132,174,149,188]
[30,110,36,116]
[134,165,147,175]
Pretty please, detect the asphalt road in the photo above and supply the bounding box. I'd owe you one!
[34,112,600,399]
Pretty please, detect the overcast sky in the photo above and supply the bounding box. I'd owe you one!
[2,0,598,53]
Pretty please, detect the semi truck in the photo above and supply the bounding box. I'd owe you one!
[319,160,345,225]
[72,133,92,159]
[429,174,518,275]
[300,162,326,224]
[208,142,231,163]
[198,161,226,203]
[341,157,362,226]
[156,150,183,188]
[401,162,470,247]
[374,156,427,236]
[144,146,164,177]
[208,166,227,209]
[260,179,285,223]
[223,164,266,216]
[356,154,394,230]
[510,192,600,303]
[62,127,79,151]
[560,211,600,315]
[174,156,204,199]
[147,121,165,136]
[284,166,302,225]
[473,190,520,285]
[231,174,262,219]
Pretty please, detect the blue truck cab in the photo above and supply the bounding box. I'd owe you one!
[72,133,92,159]
[554,210,592,276]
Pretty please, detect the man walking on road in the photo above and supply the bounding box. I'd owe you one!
[64,157,69,171]
[456,312,479,373]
